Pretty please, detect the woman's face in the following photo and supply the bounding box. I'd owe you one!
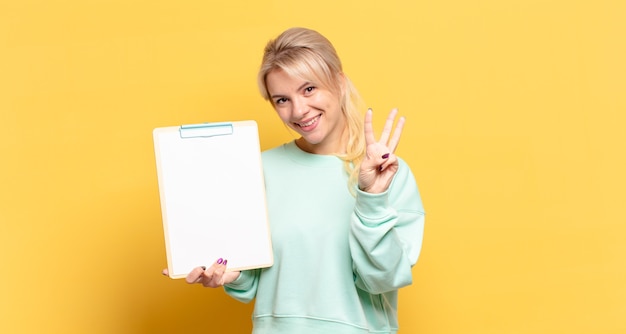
[265,68,347,155]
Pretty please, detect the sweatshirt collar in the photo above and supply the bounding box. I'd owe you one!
[283,141,342,168]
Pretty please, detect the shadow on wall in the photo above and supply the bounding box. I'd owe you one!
[93,187,255,334]
[126,281,254,333]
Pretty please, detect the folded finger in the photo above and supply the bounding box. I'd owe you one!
[378,153,398,172]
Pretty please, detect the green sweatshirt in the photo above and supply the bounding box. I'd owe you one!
[225,141,425,334]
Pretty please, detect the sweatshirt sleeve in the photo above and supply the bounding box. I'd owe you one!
[223,268,261,303]
[349,158,425,294]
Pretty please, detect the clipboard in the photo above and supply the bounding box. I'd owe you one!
[153,120,273,279]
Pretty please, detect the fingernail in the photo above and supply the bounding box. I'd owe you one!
[223,259,228,266]
[382,153,390,159]
[217,258,223,265]
[379,165,384,172]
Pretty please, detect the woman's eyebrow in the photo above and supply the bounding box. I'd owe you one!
[270,82,312,99]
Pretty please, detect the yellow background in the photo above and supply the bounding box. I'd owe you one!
[1,0,624,333]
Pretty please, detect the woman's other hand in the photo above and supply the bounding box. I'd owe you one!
[161,258,241,288]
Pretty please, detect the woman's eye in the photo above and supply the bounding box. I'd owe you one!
[275,97,287,104]
[304,86,315,94]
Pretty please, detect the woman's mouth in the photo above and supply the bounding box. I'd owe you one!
[295,114,321,129]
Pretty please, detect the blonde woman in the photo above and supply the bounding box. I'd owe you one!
[179,27,425,334]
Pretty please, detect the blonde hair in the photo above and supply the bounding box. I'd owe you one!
[258,27,365,194]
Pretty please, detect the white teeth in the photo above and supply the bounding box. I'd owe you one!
[298,115,319,127]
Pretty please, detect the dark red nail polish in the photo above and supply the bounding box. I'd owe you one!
[217,258,223,265]
[223,259,228,266]
[382,153,390,159]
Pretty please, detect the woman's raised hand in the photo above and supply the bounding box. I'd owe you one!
[358,108,405,194]
[161,258,240,288]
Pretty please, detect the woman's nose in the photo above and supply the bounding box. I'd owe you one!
[291,96,307,118]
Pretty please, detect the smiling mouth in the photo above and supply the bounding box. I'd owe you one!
[296,114,321,128]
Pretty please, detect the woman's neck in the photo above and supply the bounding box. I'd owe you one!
[295,129,348,155]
